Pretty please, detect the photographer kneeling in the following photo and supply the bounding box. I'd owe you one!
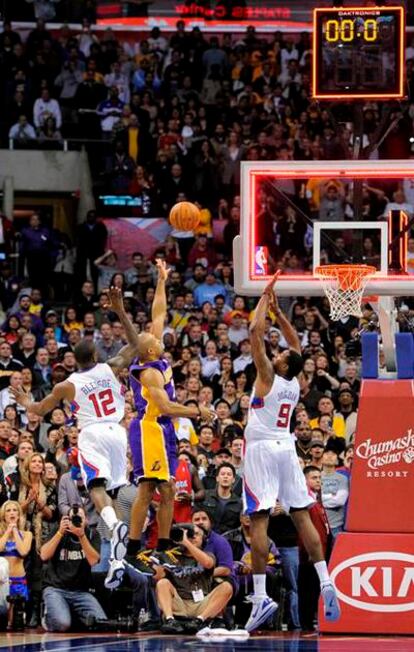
[156,524,233,634]
[40,506,107,632]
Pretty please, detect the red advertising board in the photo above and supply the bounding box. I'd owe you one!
[320,533,414,634]
[346,380,414,533]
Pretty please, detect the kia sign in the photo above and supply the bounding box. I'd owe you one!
[347,380,414,533]
[320,534,414,634]
[331,552,414,613]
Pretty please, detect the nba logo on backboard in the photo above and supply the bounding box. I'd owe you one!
[255,246,268,276]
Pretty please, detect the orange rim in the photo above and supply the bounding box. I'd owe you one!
[315,264,376,292]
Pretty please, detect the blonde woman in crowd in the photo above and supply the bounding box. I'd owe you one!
[0,501,32,629]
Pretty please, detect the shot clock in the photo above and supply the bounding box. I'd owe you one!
[312,6,405,100]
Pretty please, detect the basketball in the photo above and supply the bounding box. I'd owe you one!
[169,202,201,231]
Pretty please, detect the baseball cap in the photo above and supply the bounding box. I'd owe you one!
[46,309,58,317]
[310,440,325,449]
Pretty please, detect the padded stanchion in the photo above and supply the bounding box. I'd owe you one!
[395,332,414,379]
[361,333,379,379]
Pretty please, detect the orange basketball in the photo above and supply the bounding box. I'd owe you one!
[169,202,201,231]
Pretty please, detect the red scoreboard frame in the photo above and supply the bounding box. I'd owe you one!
[312,6,405,100]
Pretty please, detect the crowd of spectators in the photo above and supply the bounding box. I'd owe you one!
[0,14,413,636]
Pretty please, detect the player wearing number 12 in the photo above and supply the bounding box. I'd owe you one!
[10,302,141,567]
[243,272,341,632]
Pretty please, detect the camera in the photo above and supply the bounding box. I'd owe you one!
[71,505,82,528]
[170,524,195,543]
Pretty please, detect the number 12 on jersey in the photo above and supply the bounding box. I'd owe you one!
[277,403,291,428]
[88,389,116,417]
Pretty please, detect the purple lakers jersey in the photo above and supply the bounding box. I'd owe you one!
[129,357,177,482]
[130,358,176,422]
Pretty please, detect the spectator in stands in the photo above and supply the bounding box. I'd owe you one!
[95,323,122,362]
[105,140,136,193]
[336,389,357,444]
[0,343,23,391]
[33,88,62,131]
[199,463,242,535]
[20,214,54,296]
[97,86,124,138]
[321,450,349,538]
[309,397,345,438]
[19,452,57,627]
[309,441,325,470]
[40,507,107,631]
[8,115,36,143]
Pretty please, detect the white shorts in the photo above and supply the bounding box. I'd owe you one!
[78,422,127,492]
[243,438,313,515]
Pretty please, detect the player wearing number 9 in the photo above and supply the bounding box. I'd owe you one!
[242,272,341,632]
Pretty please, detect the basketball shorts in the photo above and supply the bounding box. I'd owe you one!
[129,417,177,483]
[243,438,314,515]
[78,422,127,491]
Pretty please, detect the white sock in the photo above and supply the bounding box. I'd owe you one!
[314,560,331,586]
[253,574,267,597]
[101,506,119,531]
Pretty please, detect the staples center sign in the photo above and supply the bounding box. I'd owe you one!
[331,552,414,613]
[355,429,414,475]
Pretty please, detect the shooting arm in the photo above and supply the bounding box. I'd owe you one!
[249,294,274,393]
[151,271,167,341]
[114,309,140,351]
[273,305,302,354]
[139,368,201,419]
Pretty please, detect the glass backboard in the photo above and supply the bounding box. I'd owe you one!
[233,160,414,297]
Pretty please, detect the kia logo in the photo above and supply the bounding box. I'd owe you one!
[331,552,414,613]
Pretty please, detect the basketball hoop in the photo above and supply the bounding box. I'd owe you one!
[315,264,377,321]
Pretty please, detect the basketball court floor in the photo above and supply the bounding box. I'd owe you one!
[1,632,414,652]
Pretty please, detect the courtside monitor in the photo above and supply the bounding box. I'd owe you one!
[233,160,414,297]
[312,6,405,99]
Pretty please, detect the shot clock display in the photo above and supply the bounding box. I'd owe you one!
[312,6,405,100]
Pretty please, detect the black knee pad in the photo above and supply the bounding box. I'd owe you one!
[87,478,107,491]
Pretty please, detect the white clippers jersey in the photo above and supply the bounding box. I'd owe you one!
[67,363,125,429]
[245,374,300,442]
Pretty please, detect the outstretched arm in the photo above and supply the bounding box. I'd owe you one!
[11,381,72,417]
[151,259,169,340]
[107,344,138,371]
[105,287,140,351]
[270,288,301,354]
[249,275,278,395]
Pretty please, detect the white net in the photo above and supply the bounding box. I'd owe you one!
[315,265,376,321]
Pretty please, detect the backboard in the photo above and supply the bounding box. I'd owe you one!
[233,160,414,297]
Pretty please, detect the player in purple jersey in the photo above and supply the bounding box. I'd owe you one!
[105,260,214,585]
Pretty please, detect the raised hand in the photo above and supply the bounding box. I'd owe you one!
[264,270,281,313]
[156,258,170,283]
[10,386,33,410]
[105,286,125,315]
[199,405,216,424]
